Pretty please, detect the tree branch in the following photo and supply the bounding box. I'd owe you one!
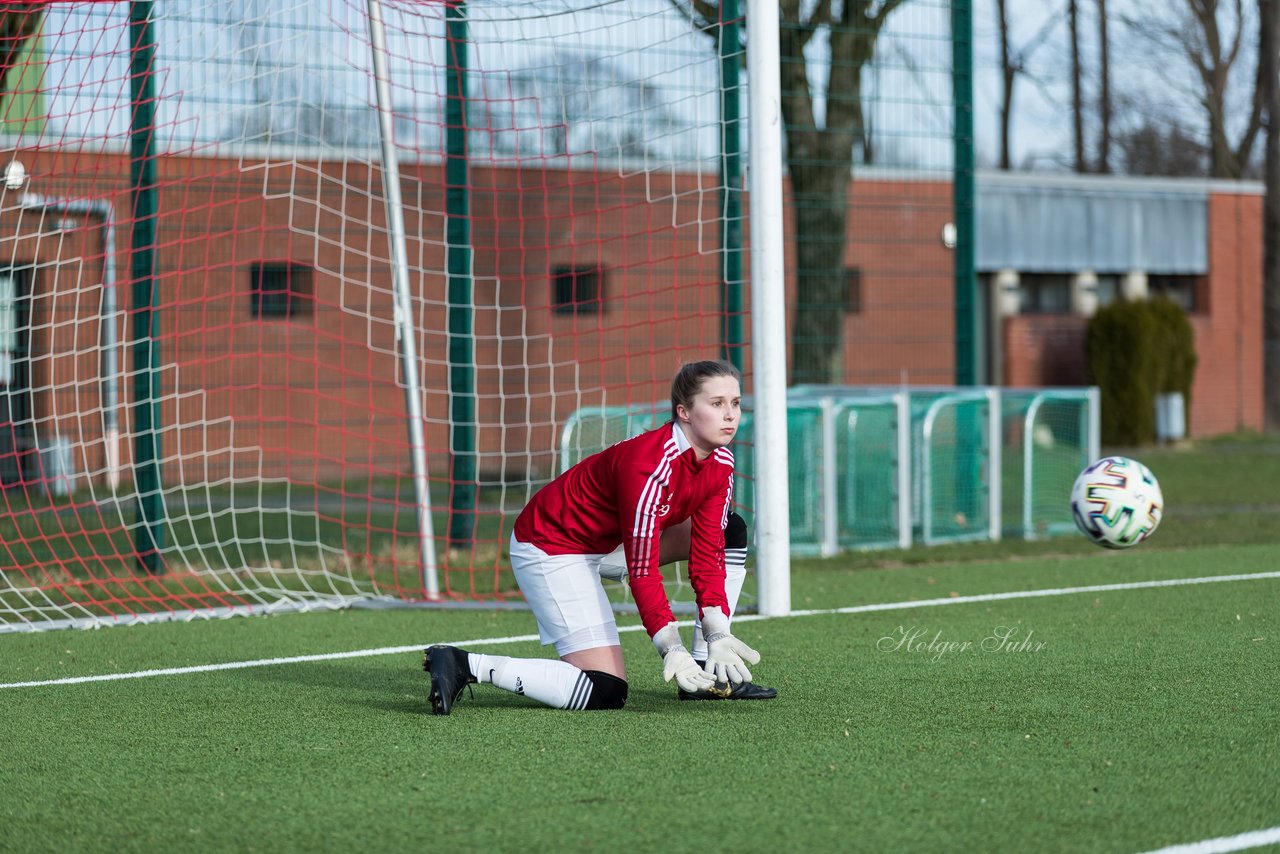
[870,0,912,33]
[803,0,836,48]
[778,5,818,160]
[1223,0,1245,71]
[666,0,715,36]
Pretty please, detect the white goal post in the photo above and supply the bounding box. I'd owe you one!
[745,0,791,616]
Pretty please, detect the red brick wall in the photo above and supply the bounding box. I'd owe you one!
[1003,315,1088,388]
[2,152,736,485]
[836,178,955,385]
[1,150,1262,491]
[1196,191,1264,435]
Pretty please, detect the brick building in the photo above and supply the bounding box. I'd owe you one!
[980,171,1263,438]
[0,151,1264,489]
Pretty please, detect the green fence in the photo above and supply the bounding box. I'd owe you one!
[560,386,1098,555]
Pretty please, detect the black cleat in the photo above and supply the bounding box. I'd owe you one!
[678,680,778,701]
[424,645,476,715]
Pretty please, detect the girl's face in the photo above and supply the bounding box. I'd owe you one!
[676,375,742,458]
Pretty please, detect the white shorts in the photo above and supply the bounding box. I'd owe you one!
[509,534,621,656]
[597,544,627,581]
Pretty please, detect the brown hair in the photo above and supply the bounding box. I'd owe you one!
[670,359,741,420]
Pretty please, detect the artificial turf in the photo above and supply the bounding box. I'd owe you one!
[1,543,1277,853]
[2,440,1278,852]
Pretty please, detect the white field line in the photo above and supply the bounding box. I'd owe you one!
[2,570,1278,690]
[1135,826,1280,854]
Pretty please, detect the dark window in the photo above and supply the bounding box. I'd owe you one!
[250,263,312,319]
[844,266,862,313]
[1095,275,1121,309]
[551,265,604,316]
[0,268,33,487]
[1149,274,1197,312]
[1019,274,1071,314]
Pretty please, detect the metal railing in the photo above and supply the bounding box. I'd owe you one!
[559,386,1099,555]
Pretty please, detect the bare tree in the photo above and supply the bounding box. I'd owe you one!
[1261,0,1280,429]
[472,55,699,162]
[1115,114,1209,175]
[997,0,1015,169]
[1070,0,1087,171]
[995,0,1062,170]
[1195,0,1265,176]
[1097,0,1113,172]
[781,0,912,382]
[1125,0,1263,178]
[672,0,909,383]
[222,0,381,148]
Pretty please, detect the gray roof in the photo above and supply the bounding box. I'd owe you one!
[974,171,1258,274]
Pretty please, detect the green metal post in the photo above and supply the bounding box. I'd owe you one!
[446,1,476,548]
[952,1,983,528]
[129,0,164,573]
[952,0,978,386]
[719,0,744,372]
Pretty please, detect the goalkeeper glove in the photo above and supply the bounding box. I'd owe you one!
[652,623,717,693]
[700,606,761,684]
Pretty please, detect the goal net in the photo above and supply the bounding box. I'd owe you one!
[0,0,757,631]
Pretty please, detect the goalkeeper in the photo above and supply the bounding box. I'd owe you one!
[424,359,772,714]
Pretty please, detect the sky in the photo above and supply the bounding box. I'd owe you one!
[23,0,1262,174]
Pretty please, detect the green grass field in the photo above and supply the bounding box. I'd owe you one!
[2,440,1279,853]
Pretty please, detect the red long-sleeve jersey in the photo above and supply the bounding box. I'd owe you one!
[513,421,733,638]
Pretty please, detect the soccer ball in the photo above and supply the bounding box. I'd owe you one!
[1070,456,1163,549]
